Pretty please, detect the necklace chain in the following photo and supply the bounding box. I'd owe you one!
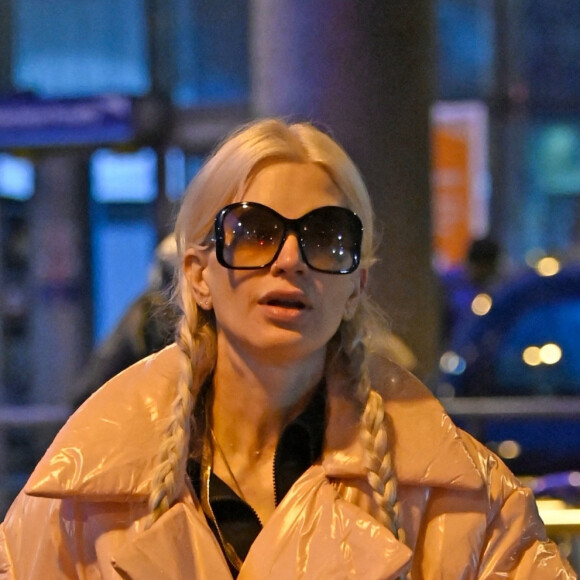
[201,421,245,571]
[209,426,248,502]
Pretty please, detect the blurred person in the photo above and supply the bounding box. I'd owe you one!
[72,234,180,408]
[0,119,574,578]
[439,236,503,347]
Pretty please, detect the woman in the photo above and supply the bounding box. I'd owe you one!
[0,119,575,579]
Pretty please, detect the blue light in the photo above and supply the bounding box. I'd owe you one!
[0,154,35,200]
[90,148,157,203]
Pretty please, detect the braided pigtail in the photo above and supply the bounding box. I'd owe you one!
[329,300,403,542]
[147,283,216,528]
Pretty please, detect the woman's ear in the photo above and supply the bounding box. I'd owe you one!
[184,248,213,310]
[343,268,368,321]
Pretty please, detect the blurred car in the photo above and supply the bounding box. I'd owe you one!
[437,262,580,478]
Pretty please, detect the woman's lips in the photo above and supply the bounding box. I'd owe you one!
[259,291,312,321]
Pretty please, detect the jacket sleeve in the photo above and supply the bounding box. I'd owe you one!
[0,491,81,579]
[478,482,576,578]
[469,436,577,579]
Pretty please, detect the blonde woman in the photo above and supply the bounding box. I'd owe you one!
[0,119,574,579]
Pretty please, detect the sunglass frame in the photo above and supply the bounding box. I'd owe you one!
[213,202,363,275]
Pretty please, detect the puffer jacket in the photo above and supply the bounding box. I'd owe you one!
[0,344,575,579]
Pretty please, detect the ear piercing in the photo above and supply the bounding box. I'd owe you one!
[342,305,356,321]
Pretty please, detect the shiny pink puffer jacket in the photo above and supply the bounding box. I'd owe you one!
[0,345,576,579]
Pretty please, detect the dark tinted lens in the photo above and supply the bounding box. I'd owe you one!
[300,207,362,273]
[219,204,284,268]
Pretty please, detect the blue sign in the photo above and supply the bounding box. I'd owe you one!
[0,95,135,148]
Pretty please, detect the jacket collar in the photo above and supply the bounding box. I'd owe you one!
[112,467,412,580]
[323,357,483,490]
[25,346,181,500]
[25,344,482,500]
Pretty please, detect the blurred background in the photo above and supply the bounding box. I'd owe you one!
[1,0,580,567]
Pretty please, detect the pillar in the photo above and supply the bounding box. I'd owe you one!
[29,154,93,405]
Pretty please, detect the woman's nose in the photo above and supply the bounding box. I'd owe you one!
[271,234,307,274]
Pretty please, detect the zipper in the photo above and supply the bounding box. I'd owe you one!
[272,447,281,507]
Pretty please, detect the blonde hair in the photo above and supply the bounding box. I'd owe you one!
[147,118,401,538]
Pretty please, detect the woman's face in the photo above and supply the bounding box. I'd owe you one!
[187,161,366,365]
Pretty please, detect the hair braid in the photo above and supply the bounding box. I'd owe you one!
[332,303,403,542]
[360,389,400,533]
[147,292,216,528]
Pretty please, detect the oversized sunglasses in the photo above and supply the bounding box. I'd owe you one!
[213,202,363,274]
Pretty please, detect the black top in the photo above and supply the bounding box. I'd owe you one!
[187,383,326,577]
